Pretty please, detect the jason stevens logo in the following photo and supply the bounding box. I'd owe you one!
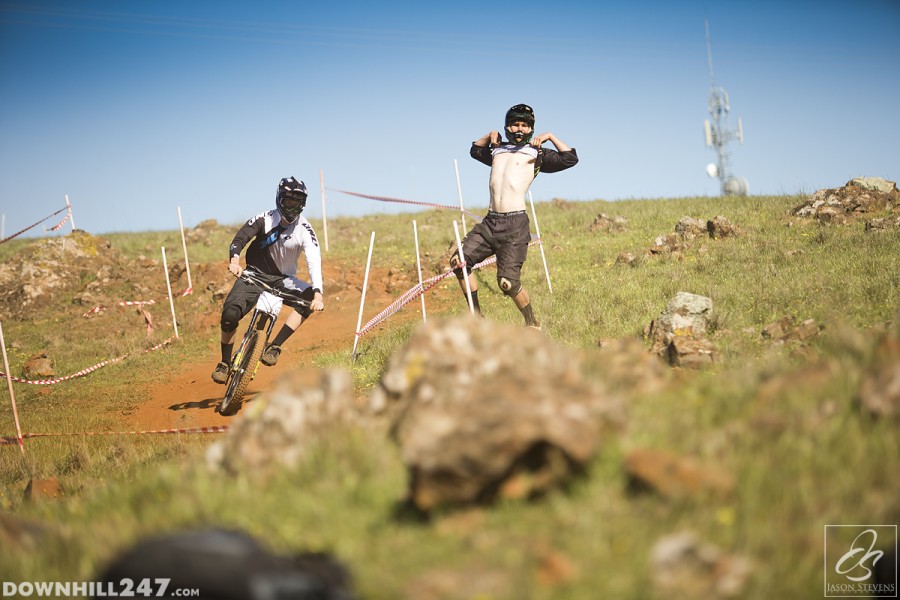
[825,525,897,597]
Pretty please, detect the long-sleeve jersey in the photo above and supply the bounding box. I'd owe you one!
[228,210,324,293]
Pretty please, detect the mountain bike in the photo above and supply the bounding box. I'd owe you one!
[218,268,312,416]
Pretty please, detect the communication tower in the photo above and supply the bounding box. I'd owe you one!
[703,18,748,196]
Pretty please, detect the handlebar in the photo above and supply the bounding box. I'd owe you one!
[239,268,312,309]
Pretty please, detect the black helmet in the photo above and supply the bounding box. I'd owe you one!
[504,103,535,145]
[275,177,308,223]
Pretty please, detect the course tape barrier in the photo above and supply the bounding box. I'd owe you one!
[45,211,70,232]
[0,206,68,245]
[0,337,174,385]
[327,187,484,222]
[0,425,229,446]
[356,239,543,338]
[83,299,157,318]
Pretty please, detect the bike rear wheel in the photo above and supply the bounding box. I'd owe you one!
[218,330,263,416]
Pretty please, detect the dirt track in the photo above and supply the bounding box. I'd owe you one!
[129,268,455,431]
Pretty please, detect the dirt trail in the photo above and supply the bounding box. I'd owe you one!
[129,271,455,431]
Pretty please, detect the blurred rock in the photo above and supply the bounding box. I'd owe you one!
[615,252,641,267]
[0,513,52,552]
[650,233,682,254]
[595,337,668,395]
[374,317,625,512]
[650,530,752,599]
[22,352,54,379]
[625,448,734,500]
[206,369,354,475]
[589,213,628,233]
[857,325,900,419]
[97,528,356,600]
[23,478,63,503]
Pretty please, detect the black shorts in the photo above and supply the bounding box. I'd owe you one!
[458,210,531,282]
[222,273,314,322]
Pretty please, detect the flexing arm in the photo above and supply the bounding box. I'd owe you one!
[299,221,325,311]
[531,132,572,152]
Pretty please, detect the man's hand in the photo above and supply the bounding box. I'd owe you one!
[474,131,502,147]
[311,291,325,312]
[228,256,243,278]
[531,132,572,152]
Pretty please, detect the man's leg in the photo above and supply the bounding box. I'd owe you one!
[213,280,256,383]
[512,287,540,328]
[262,309,309,366]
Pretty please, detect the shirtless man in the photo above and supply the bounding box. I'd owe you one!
[452,103,578,328]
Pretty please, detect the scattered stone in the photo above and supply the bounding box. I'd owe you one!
[668,335,717,368]
[647,292,716,366]
[865,216,900,231]
[588,213,628,233]
[707,215,738,239]
[675,217,707,240]
[791,178,898,224]
[624,448,734,500]
[650,233,682,254]
[22,352,54,379]
[374,317,624,512]
[650,530,752,599]
[761,316,820,343]
[551,198,575,210]
[615,252,640,267]
[206,369,354,475]
[848,177,898,194]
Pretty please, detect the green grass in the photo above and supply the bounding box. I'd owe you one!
[1,194,898,598]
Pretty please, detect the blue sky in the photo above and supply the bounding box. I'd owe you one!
[1,0,898,236]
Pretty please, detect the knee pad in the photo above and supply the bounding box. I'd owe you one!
[221,304,242,333]
[498,276,522,297]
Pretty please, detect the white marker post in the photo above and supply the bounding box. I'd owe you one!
[320,170,329,252]
[453,220,475,315]
[161,247,179,338]
[177,207,193,295]
[65,194,75,231]
[0,322,26,456]
[352,231,375,358]
[454,159,468,233]
[528,191,553,293]
[1,214,5,239]
[413,220,427,323]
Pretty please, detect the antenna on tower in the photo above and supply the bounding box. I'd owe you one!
[703,18,748,196]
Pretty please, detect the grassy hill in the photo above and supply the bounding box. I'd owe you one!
[1,193,898,598]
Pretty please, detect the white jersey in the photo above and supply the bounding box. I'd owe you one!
[229,210,324,293]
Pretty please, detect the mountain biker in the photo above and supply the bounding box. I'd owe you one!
[451,103,578,329]
[211,177,325,384]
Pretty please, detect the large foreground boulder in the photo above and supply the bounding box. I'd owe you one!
[372,317,625,512]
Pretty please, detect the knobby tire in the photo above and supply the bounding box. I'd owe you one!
[219,330,262,416]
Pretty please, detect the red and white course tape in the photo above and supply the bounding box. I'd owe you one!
[0,337,174,385]
[1,425,229,446]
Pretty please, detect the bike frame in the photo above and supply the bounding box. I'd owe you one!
[218,270,310,416]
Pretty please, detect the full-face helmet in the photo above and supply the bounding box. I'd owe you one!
[275,177,308,223]
[504,103,535,145]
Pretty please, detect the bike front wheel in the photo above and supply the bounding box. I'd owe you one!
[218,330,263,416]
